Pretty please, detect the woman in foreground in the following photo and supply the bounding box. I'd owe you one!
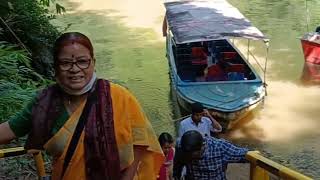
[0,32,164,180]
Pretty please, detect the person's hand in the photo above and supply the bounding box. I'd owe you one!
[164,160,173,166]
[163,31,167,37]
[203,109,210,116]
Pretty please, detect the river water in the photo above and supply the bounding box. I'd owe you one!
[54,0,320,178]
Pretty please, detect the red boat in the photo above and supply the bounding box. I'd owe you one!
[301,33,320,64]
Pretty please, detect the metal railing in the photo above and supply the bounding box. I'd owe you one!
[246,151,313,180]
[0,147,47,179]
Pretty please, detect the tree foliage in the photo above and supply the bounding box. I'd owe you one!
[0,42,51,122]
[0,0,59,121]
[0,0,62,78]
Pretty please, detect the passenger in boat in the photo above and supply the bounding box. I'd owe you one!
[206,53,228,81]
[173,130,248,180]
[306,27,320,43]
[0,32,164,180]
[195,67,208,82]
[158,132,175,180]
[178,103,222,138]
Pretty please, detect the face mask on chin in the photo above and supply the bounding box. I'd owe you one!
[57,72,97,95]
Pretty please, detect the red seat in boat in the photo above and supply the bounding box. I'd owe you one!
[191,47,207,65]
[221,51,237,60]
[206,64,227,81]
[225,64,245,73]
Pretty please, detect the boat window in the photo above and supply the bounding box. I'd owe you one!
[173,40,256,82]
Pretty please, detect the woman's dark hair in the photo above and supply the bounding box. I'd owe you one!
[53,32,94,65]
[158,132,174,146]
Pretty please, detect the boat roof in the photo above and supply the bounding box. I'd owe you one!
[164,0,268,44]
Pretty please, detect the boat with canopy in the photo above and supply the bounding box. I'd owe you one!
[164,0,269,126]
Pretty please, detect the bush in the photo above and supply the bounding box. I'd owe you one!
[0,0,60,121]
[0,0,61,78]
[0,42,51,122]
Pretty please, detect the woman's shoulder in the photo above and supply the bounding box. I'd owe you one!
[34,83,60,99]
[108,81,138,103]
[109,82,131,96]
[99,80,142,108]
[109,82,128,92]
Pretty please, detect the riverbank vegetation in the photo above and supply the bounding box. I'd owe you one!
[0,0,63,122]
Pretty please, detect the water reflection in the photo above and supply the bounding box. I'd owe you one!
[69,0,166,39]
[301,62,320,85]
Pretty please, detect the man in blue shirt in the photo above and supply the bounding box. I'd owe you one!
[178,103,222,138]
[173,130,248,180]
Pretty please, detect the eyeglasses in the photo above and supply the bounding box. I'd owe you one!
[57,58,92,71]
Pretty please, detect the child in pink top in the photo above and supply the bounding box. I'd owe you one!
[158,132,175,180]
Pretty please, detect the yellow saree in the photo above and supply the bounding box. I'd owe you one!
[44,83,164,180]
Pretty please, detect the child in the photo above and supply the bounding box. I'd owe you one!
[158,133,175,180]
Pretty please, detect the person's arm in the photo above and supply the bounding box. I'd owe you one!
[178,122,185,138]
[162,14,168,37]
[118,84,164,179]
[220,139,248,163]
[173,145,184,180]
[120,145,145,180]
[0,95,36,144]
[204,109,222,133]
[168,148,175,180]
[0,122,16,144]
[168,164,174,180]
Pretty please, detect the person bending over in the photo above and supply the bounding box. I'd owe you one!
[173,130,248,180]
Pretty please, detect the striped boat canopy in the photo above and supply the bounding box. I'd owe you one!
[164,0,268,44]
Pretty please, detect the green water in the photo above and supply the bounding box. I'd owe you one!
[54,0,320,178]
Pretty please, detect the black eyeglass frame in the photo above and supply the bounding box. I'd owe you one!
[57,58,92,71]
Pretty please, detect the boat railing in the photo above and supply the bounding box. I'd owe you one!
[247,46,266,74]
[246,151,313,180]
[0,148,313,179]
[231,38,269,90]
